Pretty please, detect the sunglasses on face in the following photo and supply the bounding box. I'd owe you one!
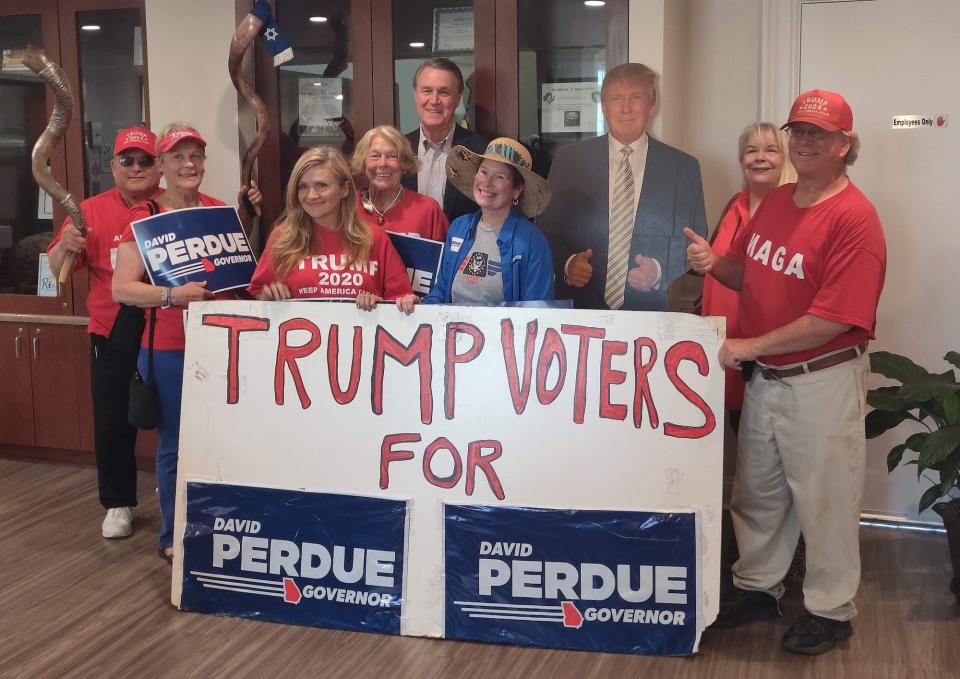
[116,153,157,167]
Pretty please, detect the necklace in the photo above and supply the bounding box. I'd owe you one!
[363,187,403,225]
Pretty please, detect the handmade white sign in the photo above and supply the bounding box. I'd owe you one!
[172,301,724,651]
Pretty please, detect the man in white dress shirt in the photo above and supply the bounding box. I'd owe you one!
[402,57,489,223]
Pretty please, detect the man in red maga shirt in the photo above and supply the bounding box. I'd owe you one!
[686,90,886,655]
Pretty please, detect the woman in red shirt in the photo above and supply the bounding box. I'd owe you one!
[702,122,795,423]
[112,123,260,564]
[350,125,449,241]
[248,146,416,312]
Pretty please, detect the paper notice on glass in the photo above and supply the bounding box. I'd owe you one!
[37,254,57,297]
[298,78,344,137]
[540,82,601,134]
[37,188,54,220]
[1,48,31,73]
[433,7,474,52]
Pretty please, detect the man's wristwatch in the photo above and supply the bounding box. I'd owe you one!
[160,286,172,309]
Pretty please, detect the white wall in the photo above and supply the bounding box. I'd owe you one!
[631,0,763,229]
[681,0,763,229]
[628,0,664,140]
[660,0,689,147]
[144,0,243,208]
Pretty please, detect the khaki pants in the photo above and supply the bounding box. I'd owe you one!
[731,353,868,621]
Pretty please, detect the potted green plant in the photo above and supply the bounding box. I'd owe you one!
[866,350,960,605]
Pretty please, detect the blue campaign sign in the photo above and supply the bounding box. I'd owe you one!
[130,206,257,293]
[444,505,698,655]
[181,482,407,635]
[387,231,443,297]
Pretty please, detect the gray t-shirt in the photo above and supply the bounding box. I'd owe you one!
[450,222,504,304]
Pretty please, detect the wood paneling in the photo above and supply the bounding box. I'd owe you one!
[0,325,35,446]
[74,325,95,452]
[369,0,393,128]
[350,0,375,134]
[493,0,518,139]
[30,324,82,450]
[472,0,498,139]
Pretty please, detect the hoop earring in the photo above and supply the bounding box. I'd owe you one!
[512,197,519,206]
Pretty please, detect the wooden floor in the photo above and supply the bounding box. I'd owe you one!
[0,458,957,679]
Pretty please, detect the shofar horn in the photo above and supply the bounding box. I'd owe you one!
[23,46,86,287]
[229,12,269,219]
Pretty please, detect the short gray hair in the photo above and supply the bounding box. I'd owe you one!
[412,58,464,95]
[842,131,860,166]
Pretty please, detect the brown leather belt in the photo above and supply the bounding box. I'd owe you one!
[758,342,868,380]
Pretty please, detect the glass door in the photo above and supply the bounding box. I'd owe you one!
[516,0,627,175]
[0,0,69,313]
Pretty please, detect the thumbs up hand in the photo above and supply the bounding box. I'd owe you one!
[684,227,716,274]
[566,248,593,288]
[627,254,659,292]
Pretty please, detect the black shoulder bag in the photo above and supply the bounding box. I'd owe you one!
[128,199,162,429]
[128,307,161,429]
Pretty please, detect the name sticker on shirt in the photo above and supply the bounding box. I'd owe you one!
[450,237,465,253]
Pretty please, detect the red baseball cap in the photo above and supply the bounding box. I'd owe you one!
[114,126,157,156]
[783,89,853,133]
[156,127,207,155]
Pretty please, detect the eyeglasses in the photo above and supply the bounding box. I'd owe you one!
[116,154,156,167]
[788,126,840,140]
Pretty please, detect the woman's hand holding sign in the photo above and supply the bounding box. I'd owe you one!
[174,281,215,304]
[257,281,292,301]
[356,290,382,311]
[396,293,419,315]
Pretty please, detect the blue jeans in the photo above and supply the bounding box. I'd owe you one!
[138,347,184,549]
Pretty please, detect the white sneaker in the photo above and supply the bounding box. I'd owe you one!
[101,507,134,538]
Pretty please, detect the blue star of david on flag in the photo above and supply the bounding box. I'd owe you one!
[251,0,293,66]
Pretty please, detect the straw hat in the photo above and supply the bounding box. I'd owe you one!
[446,137,552,218]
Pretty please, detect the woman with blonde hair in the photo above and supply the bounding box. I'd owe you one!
[702,121,796,420]
[248,146,416,313]
[351,125,448,241]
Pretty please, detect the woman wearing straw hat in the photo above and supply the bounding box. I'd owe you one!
[421,137,554,304]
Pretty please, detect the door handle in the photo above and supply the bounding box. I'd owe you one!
[14,334,22,359]
[32,335,39,360]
